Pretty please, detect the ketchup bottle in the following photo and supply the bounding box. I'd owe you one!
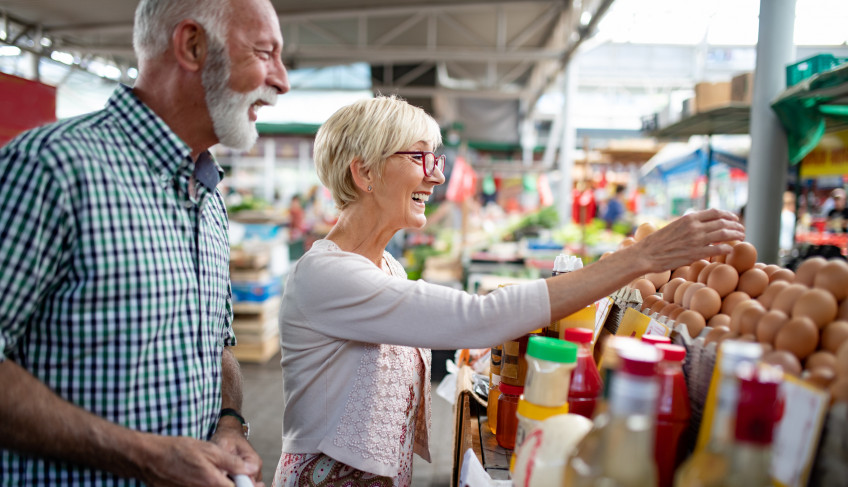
[654,343,691,487]
[564,327,603,419]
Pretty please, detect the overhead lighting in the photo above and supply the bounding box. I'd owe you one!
[0,46,21,56]
[40,38,52,47]
[50,51,74,65]
[127,67,138,79]
[580,11,593,26]
[89,60,123,80]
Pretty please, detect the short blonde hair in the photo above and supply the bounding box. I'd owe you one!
[314,95,442,210]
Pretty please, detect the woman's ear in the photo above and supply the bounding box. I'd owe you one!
[349,158,374,193]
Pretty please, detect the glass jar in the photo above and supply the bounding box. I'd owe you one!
[524,336,577,407]
[495,383,523,449]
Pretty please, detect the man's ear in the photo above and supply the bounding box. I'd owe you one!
[350,158,374,193]
[171,19,208,72]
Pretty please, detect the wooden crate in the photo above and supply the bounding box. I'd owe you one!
[232,334,279,363]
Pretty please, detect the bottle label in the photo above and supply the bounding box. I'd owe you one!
[501,340,520,380]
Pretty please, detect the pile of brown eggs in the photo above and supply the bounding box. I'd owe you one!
[624,224,848,400]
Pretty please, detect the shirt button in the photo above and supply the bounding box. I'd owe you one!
[184,201,194,209]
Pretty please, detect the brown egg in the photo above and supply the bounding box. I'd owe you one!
[677,310,706,338]
[671,266,690,281]
[631,278,656,301]
[762,350,802,376]
[620,237,637,248]
[830,377,848,404]
[642,294,661,311]
[668,306,686,320]
[769,268,796,283]
[805,351,838,372]
[804,367,836,390]
[646,270,672,290]
[660,302,681,318]
[754,262,767,270]
[704,325,731,344]
[822,320,848,353]
[792,288,838,329]
[708,313,731,329]
[794,256,828,287]
[729,300,765,334]
[839,299,848,321]
[674,281,694,305]
[660,278,686,303]
[649,299,669,315]
[762,264,782,276]
[726,242,757,273]
[698,262,721,284]
[688,260,710,282]
[836,341,848,376]
[690,287,722,320]
[710,253,727,264]
[813,259,848,301]
[757,280,791,309]
[736,268,769,298]
[682,282,706,309]
[706,264,739,298]
[634,222,658,241]
[774,316,819,360]
[756,309,789,345]
[770,284,808,314]
[721,291,751,316]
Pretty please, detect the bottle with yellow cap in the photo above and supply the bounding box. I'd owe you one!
[511,336,577,469]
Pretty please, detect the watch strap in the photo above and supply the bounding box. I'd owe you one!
[220,408,250,439]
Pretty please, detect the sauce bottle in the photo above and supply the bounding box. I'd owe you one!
[564,327,603,419]
[500,329,544,387]
[487,344,503,434]
[654,344,691,487]
[496,383,524,450]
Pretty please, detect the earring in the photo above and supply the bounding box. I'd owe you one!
[368,185,372,192]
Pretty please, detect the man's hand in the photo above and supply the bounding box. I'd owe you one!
[212,417,264,487]
[135,434,258,487]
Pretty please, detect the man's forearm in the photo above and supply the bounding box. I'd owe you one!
[221,347,244,412]
[0,359,150,479]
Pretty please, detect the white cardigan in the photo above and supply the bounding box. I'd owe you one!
[278,239,551,477]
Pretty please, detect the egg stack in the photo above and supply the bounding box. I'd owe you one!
[622,225,848,400]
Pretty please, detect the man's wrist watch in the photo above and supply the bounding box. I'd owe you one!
[220,408,250,440]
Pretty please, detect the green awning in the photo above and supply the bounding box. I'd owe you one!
[771,63,848,165]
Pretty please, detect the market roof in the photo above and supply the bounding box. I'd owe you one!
[0,0,615,134]
[648,104,752,139]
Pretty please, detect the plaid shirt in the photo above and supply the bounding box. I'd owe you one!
[0,85,235,486]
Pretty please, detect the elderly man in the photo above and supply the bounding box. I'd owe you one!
[0,0,288,485]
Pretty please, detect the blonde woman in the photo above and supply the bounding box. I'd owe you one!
[272,96,744,486]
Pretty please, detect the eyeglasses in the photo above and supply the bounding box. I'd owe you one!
[394,151,446,177]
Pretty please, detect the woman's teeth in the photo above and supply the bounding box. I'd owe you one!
[412,193,430,202]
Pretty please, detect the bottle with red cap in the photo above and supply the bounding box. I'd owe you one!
[565,339,661,487]
[674,364,783,487]
[642,334,672,347]
[564,327,603,419]
[654,343,691,487]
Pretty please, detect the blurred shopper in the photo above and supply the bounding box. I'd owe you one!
[603,184,627,229]
[780,191,797,253]
[0,0,289,485]
[827,188,848,232]
[273,96,745,486]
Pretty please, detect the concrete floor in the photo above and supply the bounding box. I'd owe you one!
[239,351,453,486]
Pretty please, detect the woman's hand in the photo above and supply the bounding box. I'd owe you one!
[633,208,746,273]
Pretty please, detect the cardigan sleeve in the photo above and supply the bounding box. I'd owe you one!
[286,244,551,349]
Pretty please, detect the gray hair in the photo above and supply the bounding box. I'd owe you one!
[133,0,231,64]
[314,96,443,210]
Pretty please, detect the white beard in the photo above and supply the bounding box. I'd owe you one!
[201,39,278,151]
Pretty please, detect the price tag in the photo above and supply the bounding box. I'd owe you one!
[644,317,671,337]
[771,375,829,487]
[615,307,651,339]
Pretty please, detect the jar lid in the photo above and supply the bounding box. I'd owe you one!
[499,383,525,396]
[564,327,592,344]
[517,397,570,420]
[618,341,661,377]
[527,336,577,363]
[656,343,686,362]
[641,334,671,346]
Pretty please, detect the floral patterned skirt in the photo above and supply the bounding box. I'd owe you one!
[272,453,394,487]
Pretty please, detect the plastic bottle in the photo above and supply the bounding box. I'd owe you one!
[674,364,782,487]
[564,327,603,419]
[496,383,523,449]
[512,336,576,456]
[642,334,672,346]
[565,339,662,487]
[487,344,503,434]
[654,344,691,487]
